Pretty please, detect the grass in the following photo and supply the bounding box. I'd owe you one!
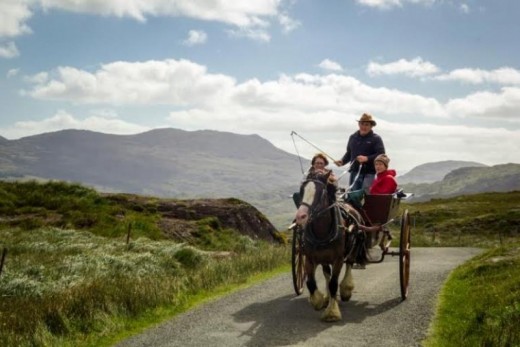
[423,242,520,347]
[0,181,289,346]
[395,191,520,247]
[0,227,289,346]
[1,181,519,346]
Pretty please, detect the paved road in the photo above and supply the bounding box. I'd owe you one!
[116,247,482,347]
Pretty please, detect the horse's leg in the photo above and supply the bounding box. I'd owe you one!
[320,265,331,309]
[340,262,354,301]
[307,261,325,310]
[322,260,342,322]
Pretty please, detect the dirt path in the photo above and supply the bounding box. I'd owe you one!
[116,247,482,347]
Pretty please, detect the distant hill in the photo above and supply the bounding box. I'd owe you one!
[401,163,520,201]
[397,160,487,184]
[0,129,308,227]
[1,129,518,227]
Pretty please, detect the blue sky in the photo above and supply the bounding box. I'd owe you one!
[0,0,519,172]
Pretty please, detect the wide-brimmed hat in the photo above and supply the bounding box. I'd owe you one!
[357,113,377,126]
[374,153,390,167]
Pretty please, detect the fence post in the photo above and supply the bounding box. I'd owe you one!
[126,223,132,245]
[0,248,7,277]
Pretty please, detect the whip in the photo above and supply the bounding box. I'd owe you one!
[290,131,338,163]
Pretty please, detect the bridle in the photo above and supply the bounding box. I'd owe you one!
[299,177,343,250]
[299,178,336,225]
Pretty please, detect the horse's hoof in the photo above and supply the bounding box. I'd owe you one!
[309,291,325,310]
[321,296,329,309]
[340,294,352,302]
[321,300,341,322]
[321,309,342,322]
[321,314,341,322]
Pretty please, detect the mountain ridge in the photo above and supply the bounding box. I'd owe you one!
[397,160,487,184]
[1,128,518,227]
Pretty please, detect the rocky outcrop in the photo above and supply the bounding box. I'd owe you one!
[106,195,278,243]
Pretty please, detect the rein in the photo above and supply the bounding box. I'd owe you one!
[300,179,343,250]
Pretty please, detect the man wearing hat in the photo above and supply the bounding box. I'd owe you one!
[334,113,386,191]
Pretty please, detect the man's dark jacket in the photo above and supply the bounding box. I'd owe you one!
[340,130,385,175]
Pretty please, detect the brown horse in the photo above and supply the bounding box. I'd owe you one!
[294,170,366,321]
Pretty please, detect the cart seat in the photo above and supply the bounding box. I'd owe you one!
[343,189,402,225]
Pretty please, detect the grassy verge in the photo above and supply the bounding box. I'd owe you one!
[423,241,520,347]
[396,191,520,247]
[0,227,289,346]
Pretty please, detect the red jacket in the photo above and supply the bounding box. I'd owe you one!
[370,169,397,195]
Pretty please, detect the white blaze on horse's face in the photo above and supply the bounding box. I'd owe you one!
[295,181,316,227]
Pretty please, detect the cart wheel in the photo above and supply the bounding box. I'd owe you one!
[291,226,306,296]
[399,209,411,300]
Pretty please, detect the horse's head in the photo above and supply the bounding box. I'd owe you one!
[295,170,331,228]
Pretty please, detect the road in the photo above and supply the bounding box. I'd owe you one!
[116,247,482,347]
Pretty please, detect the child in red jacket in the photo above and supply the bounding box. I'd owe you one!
[369,154,397,195]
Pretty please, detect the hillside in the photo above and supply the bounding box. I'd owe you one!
[2,129,519,228]
[400,163,520,201]
[397,160,487,184]
[0,181,280,246]
[0,128,307,228]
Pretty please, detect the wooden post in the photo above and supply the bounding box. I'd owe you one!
[0,248,7,277]
[126,223,132,245]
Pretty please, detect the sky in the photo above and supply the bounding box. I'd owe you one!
[0,0,519,173]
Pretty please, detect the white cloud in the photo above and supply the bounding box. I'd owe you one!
[0,110,150,139]
[460,4,470,13]
[226,27,271,42]
[183,30,207,46]
[21,57,520,169]
[27,59,236,106]
[0,41,20,58]
[37,0,282,28]
[367,57,440,77]
[1,0,289,42]
[26,59,449,118]
[446,87,520,121]
[7,68,20,78]
[435,67,520,85]
[355,0,436,10]
[318,59,343,72]
[0,0,32,37]
[278,13,301,33]
[22,58,520,126]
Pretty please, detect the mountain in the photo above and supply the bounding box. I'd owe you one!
[2,129,518,227]
[397,160,487,184]
[400,163,520,201]
[0,128,308,227]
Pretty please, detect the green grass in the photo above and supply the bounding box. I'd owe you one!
[0,180,162,240]
[397,191,520,247]
[1,181,520,346]
[423,242,520,347]
[0,227,289,346]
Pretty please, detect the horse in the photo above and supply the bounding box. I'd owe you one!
[294,170,368,321]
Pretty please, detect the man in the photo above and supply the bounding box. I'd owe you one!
[334,113,385,192]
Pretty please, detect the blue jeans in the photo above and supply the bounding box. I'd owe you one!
[349,172,375,193]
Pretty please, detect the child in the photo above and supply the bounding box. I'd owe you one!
[369,154,397,195]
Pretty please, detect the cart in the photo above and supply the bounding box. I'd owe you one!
[291,190,412,300]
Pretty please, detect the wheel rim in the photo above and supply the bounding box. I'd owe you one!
[292,228,306,295]
[399,210,411,300]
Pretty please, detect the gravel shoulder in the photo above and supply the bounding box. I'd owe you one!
[116,247,483,347]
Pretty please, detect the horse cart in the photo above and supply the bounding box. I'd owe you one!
[291,189,412,301]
